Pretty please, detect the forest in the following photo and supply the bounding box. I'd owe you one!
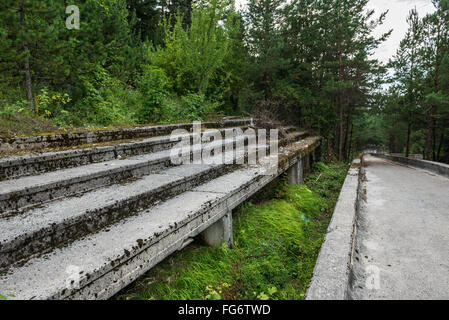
[0,0,448,162]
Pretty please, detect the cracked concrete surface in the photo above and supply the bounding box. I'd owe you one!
[349,155,449,300]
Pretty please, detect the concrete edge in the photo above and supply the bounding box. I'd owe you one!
[305,157,364,300]
[0,119,252,153]
[373,154,449,179]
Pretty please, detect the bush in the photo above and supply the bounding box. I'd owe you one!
[179,93,220,121]
[136,66,169,124]
[35,87,71,126]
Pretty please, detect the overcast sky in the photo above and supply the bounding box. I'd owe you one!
[367,0,436,63]
[235,0,437,63]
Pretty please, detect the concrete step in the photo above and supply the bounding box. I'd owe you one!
[0,126,249,180]
[0,131,310,270]
[0,161,242,271]
[0,166,276,300]
[0,134,322,300]
[0,123,321,300]
[280,131,309,147]
[0,119,252,154]
[0,134,250,214]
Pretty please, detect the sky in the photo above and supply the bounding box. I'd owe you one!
[234,0,437,63]
[366,0,436,63]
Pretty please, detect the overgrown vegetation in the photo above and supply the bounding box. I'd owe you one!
[2,0,448,160]
[0,0,389,161]
[115,161,348,300]
[0,0,242,131]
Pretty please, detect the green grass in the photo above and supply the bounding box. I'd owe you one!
[115,161,349,300]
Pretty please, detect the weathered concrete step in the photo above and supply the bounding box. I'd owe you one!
[0,119,252,154]
[0,136,249,214]
[0,160,247,271]
[0,125,294,271]
[0,166,277,300]
[0,133,322,300]
[0,127,249,180]
[0,133,313,270]
[280,131,308,147]
[0,131,323,300]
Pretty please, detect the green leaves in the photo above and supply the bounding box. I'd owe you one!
[149,0,235,96]
[384,2,449,159]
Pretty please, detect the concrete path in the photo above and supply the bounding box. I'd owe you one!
[349,155,449,300]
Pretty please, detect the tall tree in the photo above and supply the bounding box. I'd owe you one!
[390,9,425,157]
[422,0,449,159]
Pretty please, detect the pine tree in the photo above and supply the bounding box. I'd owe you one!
[390,9,425,157]
[421,0,449,159]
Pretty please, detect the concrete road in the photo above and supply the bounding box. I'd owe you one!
[349,155,449,300]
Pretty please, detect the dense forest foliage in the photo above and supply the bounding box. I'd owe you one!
[0,0,448,162]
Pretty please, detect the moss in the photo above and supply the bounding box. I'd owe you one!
[114,161,349,300]
[0,114,246,139]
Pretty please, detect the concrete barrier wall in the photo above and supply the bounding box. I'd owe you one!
[305,157,364,300]
[390,153,423,160]
[0,119,252,153]
[376,154,449,178]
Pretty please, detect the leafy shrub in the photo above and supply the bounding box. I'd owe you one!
[136,66,169,124]
[71,67,140,127]
[179,93,220,121]
[0,99,29,118]
[35,87,71,124]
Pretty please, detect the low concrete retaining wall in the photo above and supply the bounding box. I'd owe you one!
[390,153,423,160]
[305,157,364,300]
[376,154,449,178]
[0,119,251,153]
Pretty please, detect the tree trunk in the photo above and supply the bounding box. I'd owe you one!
[437,133,444,162]
[426,107,436,160]
[19,1,35,110]
[197,74,204,95]
[347,122,354,160]
[406,115,411,158]
[337,5,343,162]
[432,125,436,161]
[426,24,441,160]
[343,105,352,161]
[337,51,343,162]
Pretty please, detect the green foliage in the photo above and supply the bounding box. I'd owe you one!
[136,66,169,123]
[240,0,391,161]
[2,0,446,162]
[35,87,71,123]
[0,0,247,132]
[362,3,449,161]
[115,162,349,300]
[179,93,220,121]
[147,0,237,96]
